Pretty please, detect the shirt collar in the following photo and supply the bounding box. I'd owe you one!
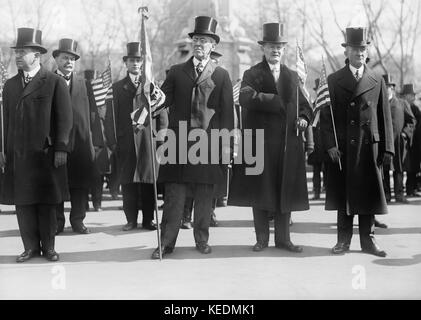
[23,65,41,78]
[267,62,280,72]
[193,57,210,69]
[129,73,139,86]
[349,64,364,77]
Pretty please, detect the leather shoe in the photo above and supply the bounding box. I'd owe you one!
[276,241,303,253]
[16,249,40,263]
[374,219,388,229]
[43,249,60,262]
[142,222,157,231]
[252,242,268,252]
[332,242,350,254]
[151,246,173,259]
[362,243,387,257]
[72,225,90,234]
[122,222,137,231]
[181,221,193,229]
[196,243,212,254]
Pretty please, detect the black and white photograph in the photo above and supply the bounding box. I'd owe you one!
[0,0,420,306]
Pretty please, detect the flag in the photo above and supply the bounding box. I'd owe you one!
[131,6,165,130]
[312,58,331,126]
[296,42,307,85]
[233,80,241,105]
[0,61,9,103]
[91,63,113,115]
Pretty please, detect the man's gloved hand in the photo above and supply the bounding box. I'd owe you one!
[240,86,257,99]
[327,147,342,163]
[295,117,308,132]
[54,151,68,168]
[378,152,393,167]
[0,153,6,169]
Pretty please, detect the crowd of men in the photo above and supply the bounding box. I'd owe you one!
[0,15,420,263]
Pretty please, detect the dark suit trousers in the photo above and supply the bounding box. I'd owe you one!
[252,208,292,245]
[56,188,89,229]
[90,172,104,208]
[161,183,214,248]
[383,169,404,198]
[16,204,57,252]
[122,183,154,225]
[337,210,375,249]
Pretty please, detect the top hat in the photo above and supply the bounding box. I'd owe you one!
[401,84,415,95]
[258,23,288,45]
[188,16,220,44]
[123,42,142,61]
[382,74,396,87]
[313,78,320,91]
[342,27,371,47]
[84,69,97,81]
[11,27,47,54]
[53,38,80,60]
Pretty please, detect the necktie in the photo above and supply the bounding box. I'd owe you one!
[355,70,360,81]
[24,74,32,84]
[272,67,279,82]
[134,76,140,87]
[196,62,203,79]
[61,74,71,81]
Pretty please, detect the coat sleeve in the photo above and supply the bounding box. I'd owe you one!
[53,76,73,152]
[219,69,234,132]
[1,80,10,154]
[239,69,285,115]
[378,77,394,156]
[320,75,337,152]
[402,99,416,144]
[160,66,175,110]
[104,96,117,148]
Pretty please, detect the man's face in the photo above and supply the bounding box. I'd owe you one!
[15,48,40,71]
[262,43,286,65]
[404,93,415,104]
[387,85,395,100]
[55,52,76,75]
[125,57,142,75]
[191,35,216,61]
[345,46,367,68]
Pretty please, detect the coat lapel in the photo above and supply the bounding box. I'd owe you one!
[260,59,278,94]
[71,74,82,100]
[352,67,377,99]
[122,76,137,94]
[21,67,47,99]
[196,59,216,84]
[337,66,357,94]
[182,58,196,83]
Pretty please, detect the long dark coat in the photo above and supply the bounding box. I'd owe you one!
[320,65,394,215]
[228,60,313,213]
[113,75,168,185]
[0,67,73,205]
[158,57,234,185]
[65,73,95,188]
[387,96,415,172]
[406,102,421,172]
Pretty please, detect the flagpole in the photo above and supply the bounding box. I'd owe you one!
[1,101,4,174]
[107,59,118,145]
[329,104,342,171]
[139,6,162,261]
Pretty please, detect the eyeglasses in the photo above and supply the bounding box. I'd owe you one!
[192,36,213,44]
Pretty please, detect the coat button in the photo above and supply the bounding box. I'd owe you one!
[350,102,356,107]
[350,120,355,125]
[350,139,356,145]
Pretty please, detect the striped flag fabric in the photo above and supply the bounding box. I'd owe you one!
[296,42,307,85]
[0,61,9,103]
[233,80,241,105]
[312,59,331,126]
[91,63,113,110]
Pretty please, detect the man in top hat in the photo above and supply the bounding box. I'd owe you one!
[152,16,234,259]
[0,28,73,262]
[320,27,394,257]
[401,83,421,197]
[382,75,416,204]
[53,39,96,234]
[228,22,313,253]
[113,42,167,232]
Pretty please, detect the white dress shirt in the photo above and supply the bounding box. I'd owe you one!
[349,64,365,81]
[23,65,41,82]
[193,56,210,73]
[56,69,72,86]
[268,62,280,82]
[129,73,140,87]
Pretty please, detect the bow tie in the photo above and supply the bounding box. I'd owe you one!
[24,74,33,84]
[60,74,71,81]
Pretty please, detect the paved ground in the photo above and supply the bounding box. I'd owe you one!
[0,191,420,300]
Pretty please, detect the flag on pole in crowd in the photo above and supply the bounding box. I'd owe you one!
[296,41,308,85]
[131,7,165,130]
[233,79,241,105]
[91,62,113,113]
[312,58,331,126]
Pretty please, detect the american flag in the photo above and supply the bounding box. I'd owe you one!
[0,61,9,103]
[233,80,241,105]
[91,63,113,110]
[296,42,307,85]
[131,6,165,129]
[312,59,331,126]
